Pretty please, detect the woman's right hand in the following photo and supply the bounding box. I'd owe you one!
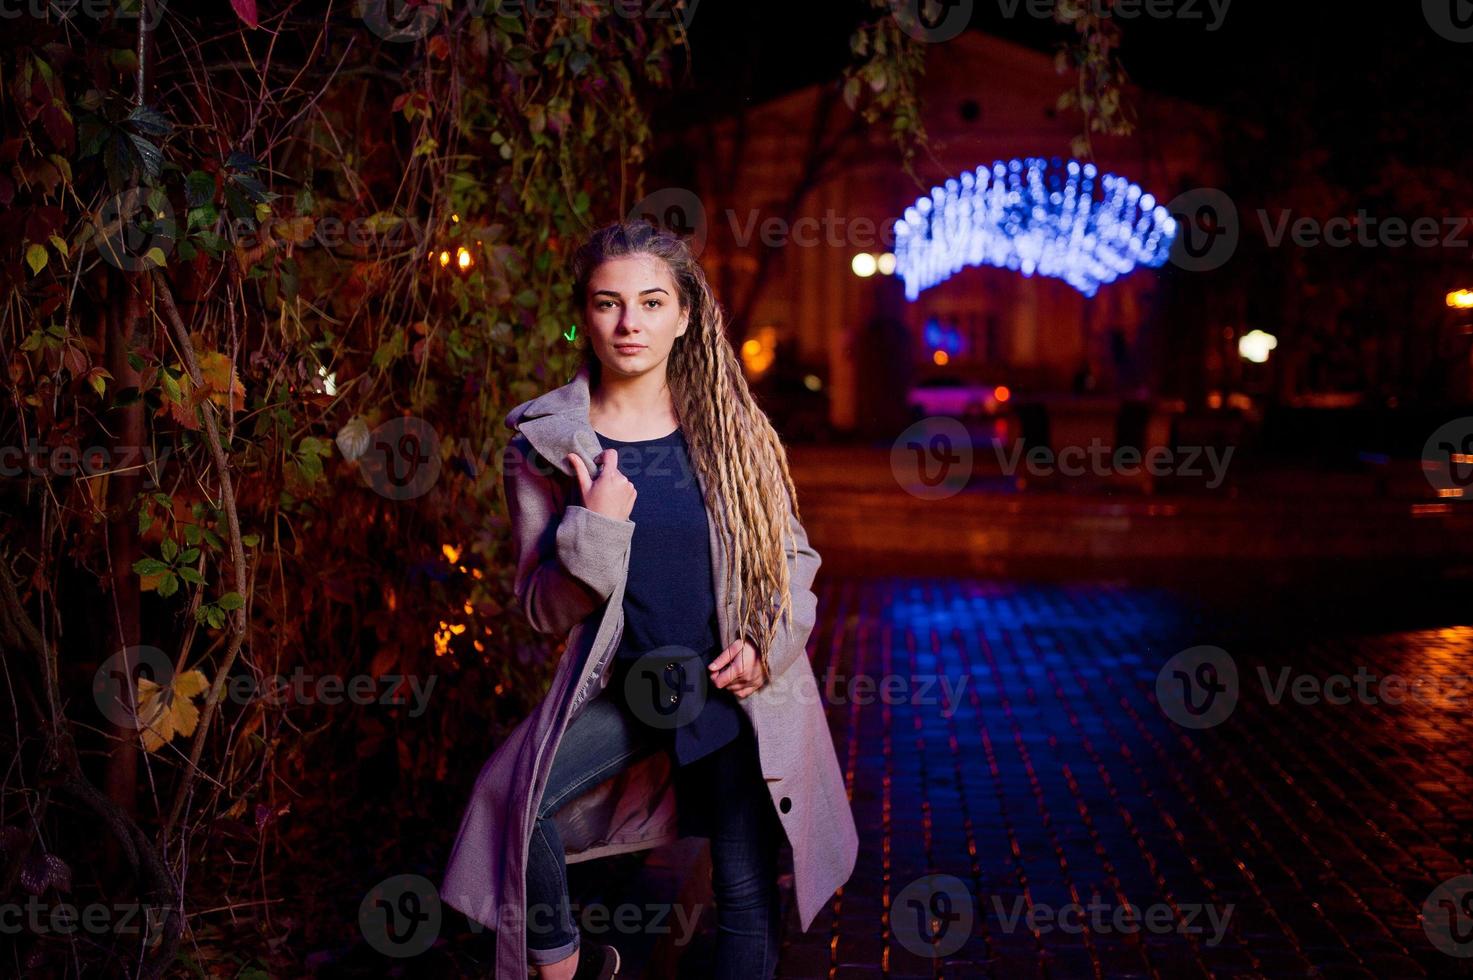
[567,449,636,522]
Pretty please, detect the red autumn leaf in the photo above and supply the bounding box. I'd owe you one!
[230,0,258,29]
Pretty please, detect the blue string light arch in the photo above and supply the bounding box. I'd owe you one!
[893,157,1178,299]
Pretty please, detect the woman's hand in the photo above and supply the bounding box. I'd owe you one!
[567,449,636,522]
[708,638,766,699]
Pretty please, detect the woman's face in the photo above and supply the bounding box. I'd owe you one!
[583,253,689,381]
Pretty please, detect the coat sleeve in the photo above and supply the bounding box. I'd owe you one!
[745,505,822,683]
[502,435,635,638]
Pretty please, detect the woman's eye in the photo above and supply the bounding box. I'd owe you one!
[645,299,661,309]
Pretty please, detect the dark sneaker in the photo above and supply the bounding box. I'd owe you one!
[570,941,620,980]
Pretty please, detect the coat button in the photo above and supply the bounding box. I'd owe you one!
[667,693,679,705]
[665,661,677,671]
[779,796,792,814]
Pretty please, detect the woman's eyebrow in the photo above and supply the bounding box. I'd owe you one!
[591,287,670,298]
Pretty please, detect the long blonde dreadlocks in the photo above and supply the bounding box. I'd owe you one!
[571,219,800,680]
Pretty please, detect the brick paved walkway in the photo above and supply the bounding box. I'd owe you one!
[751,576,1473,979]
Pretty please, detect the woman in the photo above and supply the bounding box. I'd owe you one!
[440,220,858,979]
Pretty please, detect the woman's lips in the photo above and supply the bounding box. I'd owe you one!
[614,344,646,354]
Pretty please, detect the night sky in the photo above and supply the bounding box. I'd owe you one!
[659,2,1469,178]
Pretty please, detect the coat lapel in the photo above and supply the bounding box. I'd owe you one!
[506,363,609,482]
[504,364,738,652]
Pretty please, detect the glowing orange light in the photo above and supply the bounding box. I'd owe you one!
[438,250,451,267]
[932,350,949,366]
[1447,289,1473,309]
[442,543,462,563]
[456,246,472,270]
[993,385,1011,403]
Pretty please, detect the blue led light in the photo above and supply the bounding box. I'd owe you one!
[893,156,1179,299]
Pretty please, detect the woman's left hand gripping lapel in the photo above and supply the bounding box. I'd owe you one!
[708,638,767,699]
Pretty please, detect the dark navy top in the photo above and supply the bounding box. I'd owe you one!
[595,426,742,766]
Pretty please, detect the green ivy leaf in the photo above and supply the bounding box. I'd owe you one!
[25,243,48,275]
[218,591,245,611]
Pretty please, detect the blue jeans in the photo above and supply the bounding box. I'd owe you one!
[525,692,783,978]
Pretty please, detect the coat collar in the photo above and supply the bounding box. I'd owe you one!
[502,362,617,481]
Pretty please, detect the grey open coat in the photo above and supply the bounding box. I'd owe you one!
[439,363,858,978]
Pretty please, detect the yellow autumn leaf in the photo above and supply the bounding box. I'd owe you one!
[135,669,209,752]
[198,351,245,412]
